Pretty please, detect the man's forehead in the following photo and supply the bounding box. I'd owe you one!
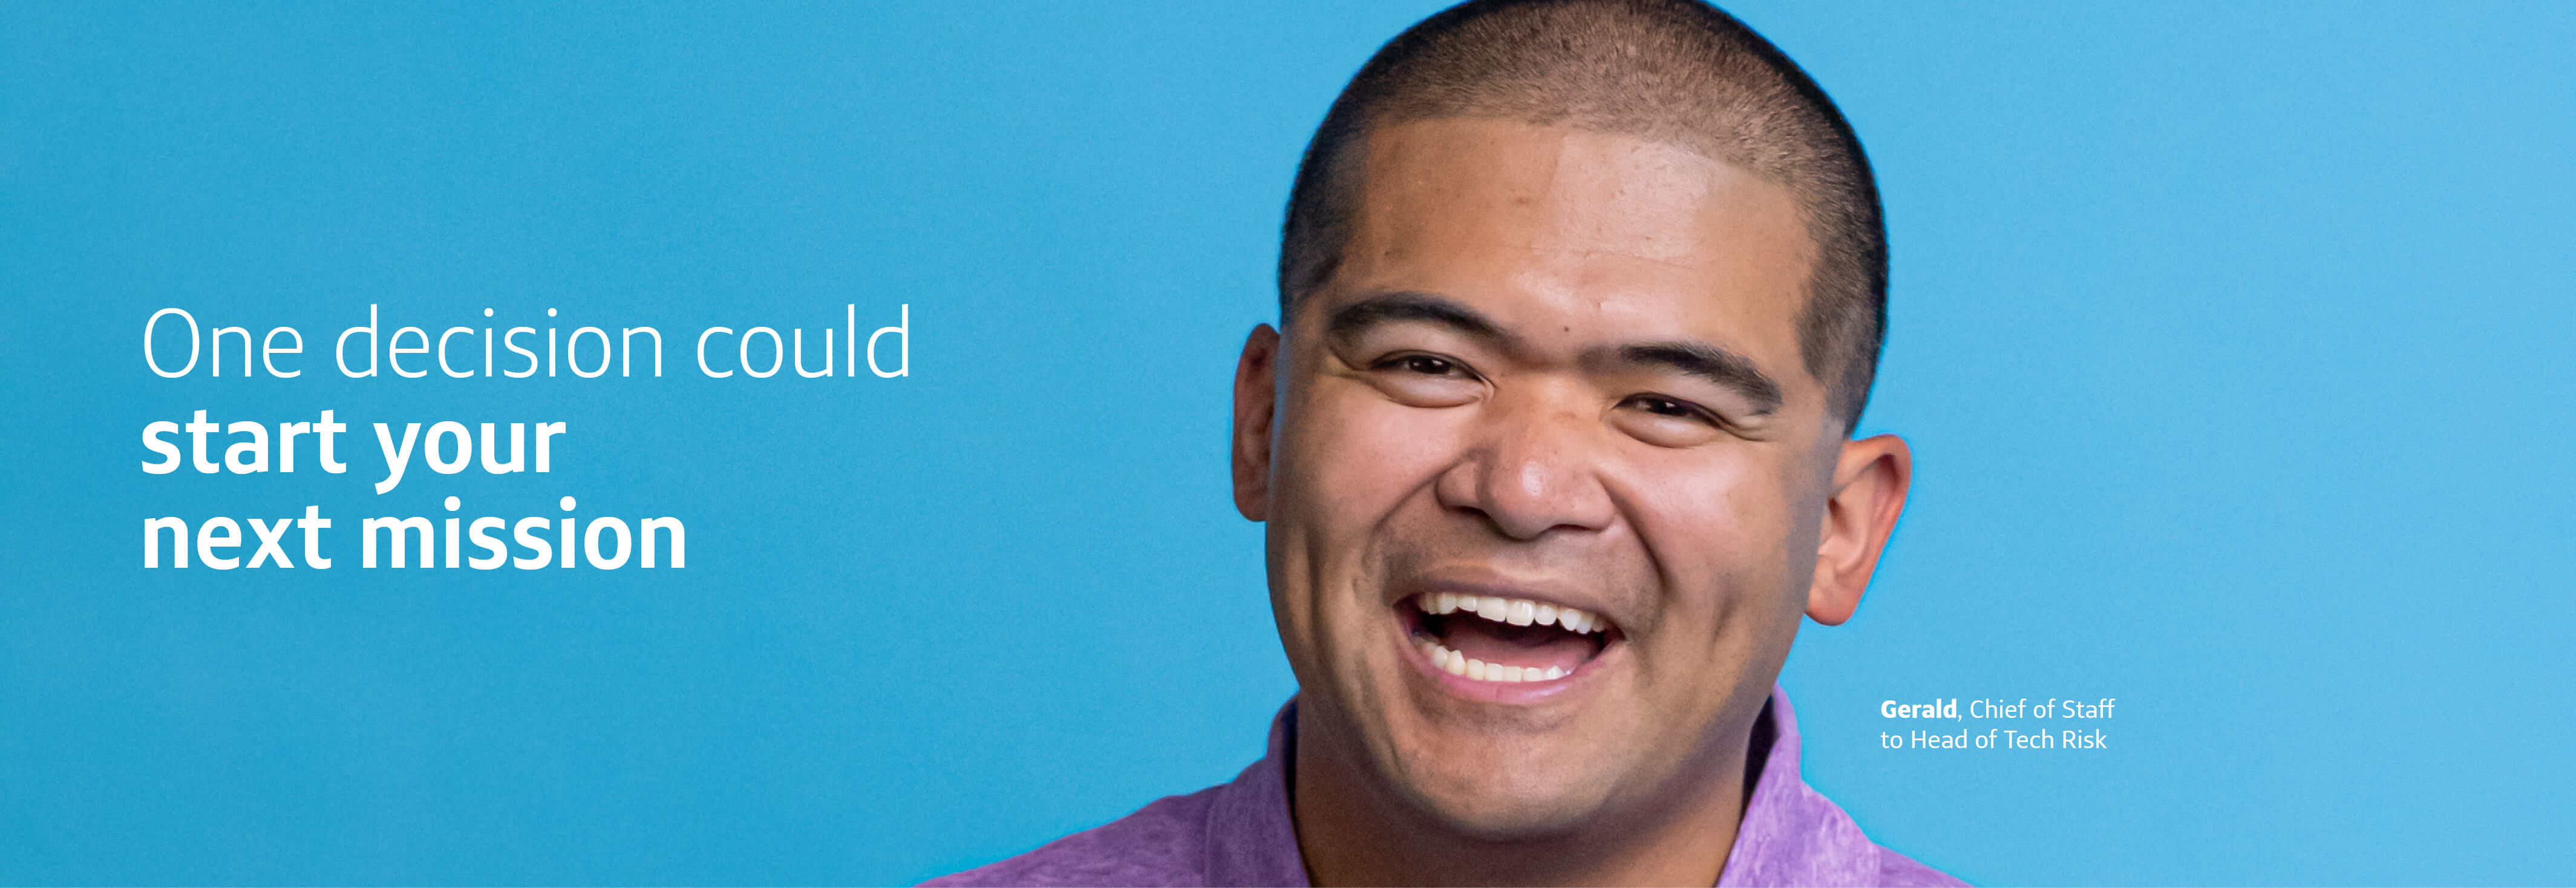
[1354,119,1767,260]
[1330,119,1816,369]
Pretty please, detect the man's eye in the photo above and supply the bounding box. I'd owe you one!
[1362,352,1482,408]
[1387,355,1459,376]
[1612,393,1727,447]
[1625,395,1698,418]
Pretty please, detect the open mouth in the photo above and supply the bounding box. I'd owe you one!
[1403,593,1618,683]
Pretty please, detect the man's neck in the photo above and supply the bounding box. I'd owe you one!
[1288,712,1763,887]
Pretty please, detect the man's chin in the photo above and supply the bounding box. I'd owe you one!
[1382,754,1623,841]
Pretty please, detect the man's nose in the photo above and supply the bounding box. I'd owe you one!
[1433,389,1617,541]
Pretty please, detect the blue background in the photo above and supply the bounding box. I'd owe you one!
[4,2,2571,884]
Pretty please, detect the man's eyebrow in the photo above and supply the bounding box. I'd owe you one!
[1324,292,1510,347]
[1325,294,1782,414]
[1605,341,1785,415]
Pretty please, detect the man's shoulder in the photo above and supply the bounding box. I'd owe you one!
[1724,690,1964,887]
[1874,847,1968,887]
[926,703,1306,887]
[920,785,1223,887]
[1730,770,1966,887]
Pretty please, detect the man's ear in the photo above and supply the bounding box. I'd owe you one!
[1232,324,1282,522]
[1806,433,1912,626]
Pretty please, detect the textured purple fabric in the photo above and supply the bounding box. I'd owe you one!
[925,685,1961,887]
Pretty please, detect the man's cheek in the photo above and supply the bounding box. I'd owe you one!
[1304,394,1465,514]
[1629,455,1765,565]
[1626,457,1792,639]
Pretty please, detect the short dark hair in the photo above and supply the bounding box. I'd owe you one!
[1280,0,1887,430]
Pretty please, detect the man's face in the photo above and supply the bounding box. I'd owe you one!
[1254,119,1846,835]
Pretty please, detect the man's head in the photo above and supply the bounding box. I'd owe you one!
[1281,0,1886,430]
[1228,0,1912,864]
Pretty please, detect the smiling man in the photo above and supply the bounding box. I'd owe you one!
[930,1,1952,885]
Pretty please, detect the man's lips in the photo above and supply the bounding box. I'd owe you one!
[1401,591,1620,685]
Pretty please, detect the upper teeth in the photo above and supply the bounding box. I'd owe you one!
[1416,593,1604,634]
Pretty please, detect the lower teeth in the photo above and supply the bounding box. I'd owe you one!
[1424,642,1566,683]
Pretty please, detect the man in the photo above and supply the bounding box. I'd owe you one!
[932,0,1953,884]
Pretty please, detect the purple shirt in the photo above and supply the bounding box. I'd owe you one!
[927,685,1961,887]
